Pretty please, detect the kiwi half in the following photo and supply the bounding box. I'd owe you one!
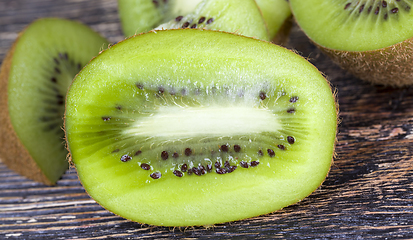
[290,0,413,87]
[0,18,109,185]
[65,29,337,226]
[155,0,270,41]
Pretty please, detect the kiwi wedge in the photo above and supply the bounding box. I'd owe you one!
[0,18,109,185]
[118,0,203,37]
[65,29,337,226]
[290,0,413,87]
[155,0,270,41]
[256,0,292,43]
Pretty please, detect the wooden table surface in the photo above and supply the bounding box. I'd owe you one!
[1,0,412,239]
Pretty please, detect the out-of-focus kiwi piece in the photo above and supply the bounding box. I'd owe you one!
[0,18,109,185]
[65,29,337,226]
[155,0,270,41]
[290,0,413,87]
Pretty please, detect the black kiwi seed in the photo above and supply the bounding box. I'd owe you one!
[121,155,132,162]
[206,164,212,172]
[259,91,266,100]
[216,168,227,174]
[359,4,365,13]
[182,22,190,28]
[234,144,241,152]
[150,172,161,179]
[224,161,230,168]
[240,161,249,168]
[141,163,151,170]
[344,3,351,9]
[215,161,221,168]
[136,83,144,89]
[287,136,295,144]
[391,8,399,13]
[206,18,214,24]
[278,144,286,150]
[227,166,237,173]
[102,116,111,121]
[221,144,229,152]
[367,6,372,13]
[192,167,202,176]
[55,67,61,74]
[382,1,387,8]
[158,86,165,95]
[289,96,299,103]
[173,152,179,158]
[51,77,57,83]
[190,24,197,29]
[375,6,380,14]
[152,0,159,7]
[384,13,388,20]
[250,161,260,167]
[115,105,122,110]
[287,108,295,113]
[135,150,142,156]
[175,16,183,22]
[267,149,275,157]
[187,168,193,175]
[198,16,206,24]
[161,151,169,160]
[258,150,264,156]
[77,63,82,70]
[185,148,192,156]
[173,170,183,177]
[181,163,188,172]
[112,149,119,153]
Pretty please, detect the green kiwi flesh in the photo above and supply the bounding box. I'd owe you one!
[290,0,413,86]
[256,0,292,43]
[290,0,413,51]
[64,29,337,226]
[155,0,270,41]
[118,0,202,37]
[0,18,109,185]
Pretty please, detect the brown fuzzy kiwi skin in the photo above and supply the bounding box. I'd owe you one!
[0,36,54,186]
[318,37,413,87]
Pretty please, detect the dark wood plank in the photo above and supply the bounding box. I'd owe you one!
[1,1,412,239]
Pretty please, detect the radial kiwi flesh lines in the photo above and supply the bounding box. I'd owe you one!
[290,0,413,87]
[65,29,337,226]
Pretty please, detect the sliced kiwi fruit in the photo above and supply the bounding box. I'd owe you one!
[118,0,203,37]
[155,0,270,41]
[255,0,292,44]
[64,29,337,226]
[290,0,413,87]
[0,18,109,185]
[118,0,292,43]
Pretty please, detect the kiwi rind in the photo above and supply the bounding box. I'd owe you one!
[289,0,413,86]
[65,29,337,226]
[0,18,109,185]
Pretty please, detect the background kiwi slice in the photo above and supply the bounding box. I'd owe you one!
[256,0,292,43]
[0,18,109,185]
[118,0,202,37]
[155,0,270,41]
[65,29,337,226]
[290,0,413,86]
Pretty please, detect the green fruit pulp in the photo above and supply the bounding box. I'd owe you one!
[7,18,109,183]
[65,29,337,226]
[290,0,413,51]
[156,0,270,41]
[256,0,291,40]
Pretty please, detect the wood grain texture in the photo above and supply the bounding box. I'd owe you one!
[0,1,412,239]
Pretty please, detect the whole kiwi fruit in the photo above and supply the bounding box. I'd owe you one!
[64,29,337,226]
[290,0,413,87]
[0,18,109,185]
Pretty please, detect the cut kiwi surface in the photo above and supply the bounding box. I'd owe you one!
[290,0,413,86]
[256,0,292,43]
[118,0,202,37]
[65,29,337,226]
[0,18,109,185]
[155,0,270,41]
